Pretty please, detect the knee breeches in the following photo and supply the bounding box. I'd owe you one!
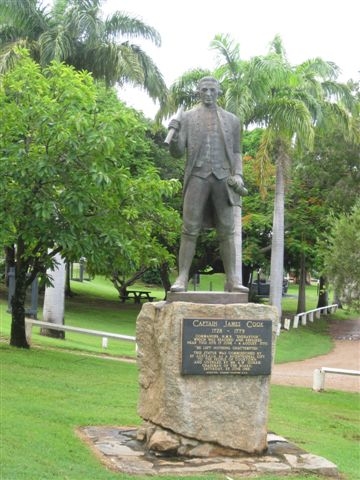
[181,175,235,239]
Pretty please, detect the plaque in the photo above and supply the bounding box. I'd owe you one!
[182,318,272,375]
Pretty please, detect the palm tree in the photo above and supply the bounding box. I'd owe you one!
[0,0,167,104]
[253,36,354,318]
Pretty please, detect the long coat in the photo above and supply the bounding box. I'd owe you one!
[169,105,243,208]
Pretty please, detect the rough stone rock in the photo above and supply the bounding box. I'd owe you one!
[140,423,250,458]
[147,428,180,452]
[136,300,279,453]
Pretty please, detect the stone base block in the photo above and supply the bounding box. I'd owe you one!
[136,300,279,453]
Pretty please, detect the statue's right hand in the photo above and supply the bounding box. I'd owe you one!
[168,119,181,131]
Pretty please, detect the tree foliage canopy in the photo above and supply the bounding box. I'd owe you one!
[0,51,180,346]
[0,51,180,275]
[324,202,360,310]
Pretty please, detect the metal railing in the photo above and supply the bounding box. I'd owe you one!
[313,367,360,391]
[25,319,136,349]
[283,304,338,330]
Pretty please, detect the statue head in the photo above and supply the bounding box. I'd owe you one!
[197,77,222,107]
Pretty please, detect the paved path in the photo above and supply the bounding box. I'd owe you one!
[271,319,360,392]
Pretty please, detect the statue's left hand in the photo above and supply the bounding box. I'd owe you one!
[227,175,248,196]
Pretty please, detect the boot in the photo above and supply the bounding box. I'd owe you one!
[220,238,249,293]
[170,234,197,292]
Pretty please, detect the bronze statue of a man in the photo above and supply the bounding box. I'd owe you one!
[167,76,248,293]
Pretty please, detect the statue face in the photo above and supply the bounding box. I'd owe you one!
[198,81,219,107]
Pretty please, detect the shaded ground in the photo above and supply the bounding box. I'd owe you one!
[272,319,360,392]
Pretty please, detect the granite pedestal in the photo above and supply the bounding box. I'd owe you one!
[136,296,279,454]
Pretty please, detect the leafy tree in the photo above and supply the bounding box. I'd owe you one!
[286,101,360,310]
[241,129,274,284]
[285,178,325,312]
[0,52,180,348]
[0,0,167,105]
[0,0,176,330]
[324,202,360,310]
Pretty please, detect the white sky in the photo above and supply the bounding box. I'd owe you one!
[102,0,359,119]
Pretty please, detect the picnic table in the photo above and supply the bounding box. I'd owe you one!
[120,290,156,304]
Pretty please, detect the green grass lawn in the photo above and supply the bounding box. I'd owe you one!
[1,276,359,479]
[1,343,359,480]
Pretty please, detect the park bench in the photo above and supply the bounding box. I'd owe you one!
[120,290,156,304]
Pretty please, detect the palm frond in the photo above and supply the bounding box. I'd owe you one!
[131,44,167,103]
[63,0,103,47]
[296,57,340,81]
[0,24,20,44]
[249,54,290,89]
[268,34,287,58]
[254,129,276,197]
[319,102,354,140]
[321,80,355,109]
[267,97,314,149]
[51,0,70,20]
[39,28,73,64]
[0,42,24,74]
[104,12,161,46]
[210,33,241,78]
[0,0,49,39]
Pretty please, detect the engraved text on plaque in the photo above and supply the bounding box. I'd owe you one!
[182,318,272,375]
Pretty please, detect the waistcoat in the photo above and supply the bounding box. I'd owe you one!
[193,107,230,180]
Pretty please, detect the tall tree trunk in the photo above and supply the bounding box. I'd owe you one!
[41,253,66,339]
[332,290,343,309]
[234,140,244,287]
[10,241,29,348]
[4,245,15,286]
[269,159,285,319]
[65,261,73,297]
[317,275,329,308]
[234,206,243,286]
[10,273,29,348]
[296,252,306,314]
